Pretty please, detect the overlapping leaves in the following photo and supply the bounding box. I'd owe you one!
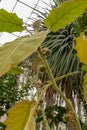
[75,33,87,101]
[44,0,87,31]
[0,31,47,77]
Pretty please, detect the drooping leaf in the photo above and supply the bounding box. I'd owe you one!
[0,31,47,77]
[0,9,24,32]
[44,0,87,32]
[4,100,36,130]
[75,33,87,64]
[83,74,87,101]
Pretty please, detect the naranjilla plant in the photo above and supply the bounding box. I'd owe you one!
[0,0,87,130]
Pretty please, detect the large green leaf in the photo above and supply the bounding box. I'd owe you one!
[4,100,36,130]
[75,33,87,64]
[0,31,47,77]
[0,9,24,32]
[44,0,87,32]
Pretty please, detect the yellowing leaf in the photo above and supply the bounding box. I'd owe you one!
[0,9,24,32]
[44,0,87,31]
[0,31,47,77]
[75,33,87,64]
[4,100,36,130]
[83,74,87,101]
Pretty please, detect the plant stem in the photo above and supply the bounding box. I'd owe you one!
[41,106,50,130]
[23,26,33,35]
[36,83,51,105]
[39,51,82,130]
[24,67,80,90]
[55,71,81,81]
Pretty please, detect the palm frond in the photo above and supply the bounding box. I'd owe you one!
[28,0,85,106]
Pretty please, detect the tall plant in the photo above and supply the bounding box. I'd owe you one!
[0,0,87,130]
[32,0,85,123]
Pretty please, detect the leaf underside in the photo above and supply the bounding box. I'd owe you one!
[44,0,87,31]
[0,31,47,77]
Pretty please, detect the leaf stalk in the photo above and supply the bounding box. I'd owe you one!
[38,48,82,130]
